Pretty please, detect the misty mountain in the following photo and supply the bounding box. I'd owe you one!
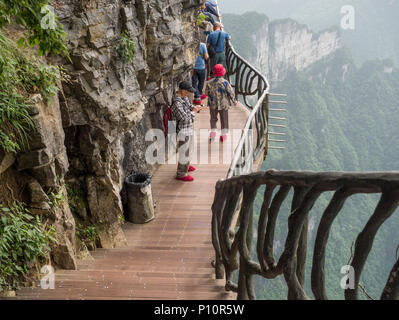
[223,12,342,87]
[218,0,399,64]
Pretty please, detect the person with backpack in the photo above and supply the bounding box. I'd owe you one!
[199,4,215,24]
[170,81,202,182]
[203,1,220,19]
[205,64,238,142]
[207,22,231,78]
[198,11,213,43]
[192,42,209,106]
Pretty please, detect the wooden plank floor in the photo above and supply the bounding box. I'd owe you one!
[6,101,249,300]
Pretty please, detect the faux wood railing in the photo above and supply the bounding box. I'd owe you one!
[212,170,399,300]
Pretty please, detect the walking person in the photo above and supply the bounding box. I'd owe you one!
[197,11,213,43]
[197,17,213,79]
[205,64,238,142]
[207,22,231,78]
[198,4,215,24]
[171,81,202,182]
[192,42,209,105]
[203,1,221,20]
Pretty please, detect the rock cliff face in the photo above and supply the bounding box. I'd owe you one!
[0,0,202,269]
[0,91,77,269]
[249,19,342,87]
[57,0,201,250]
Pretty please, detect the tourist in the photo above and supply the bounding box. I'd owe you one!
[207,22,231,77]
[203,1,220,19]
[192,42,209,106]
[200,3,217,24]
[171,81,202,182]
[197,11,213,43]
[205,64,238,142]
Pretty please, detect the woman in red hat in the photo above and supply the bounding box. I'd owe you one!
[205,64,238,142]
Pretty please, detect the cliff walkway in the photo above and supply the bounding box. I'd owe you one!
[7,34,282,300]
[10,103,248,300]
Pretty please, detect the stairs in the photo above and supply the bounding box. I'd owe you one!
[14,248,232,300]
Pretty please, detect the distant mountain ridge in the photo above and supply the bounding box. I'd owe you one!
[223,12,342,87]
[219,0,399,65]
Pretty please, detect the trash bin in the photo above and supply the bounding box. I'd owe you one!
[125,171,155,224]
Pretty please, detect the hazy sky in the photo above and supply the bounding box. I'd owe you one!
[216,0,399,63]
[217,0,399,29]
[217,0,302,18]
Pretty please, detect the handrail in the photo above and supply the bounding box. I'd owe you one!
[224,41,271,178]
[215,1,274,179]
[225,41,269,108]
[226,90,268,178]
[213,1,285,180]
[212,170,399,300]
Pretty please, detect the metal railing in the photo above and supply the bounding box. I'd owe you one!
[224,41,287,178]
[212,170,399,300]
[213,0,286,177]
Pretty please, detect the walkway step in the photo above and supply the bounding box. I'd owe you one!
[13,288,235,300]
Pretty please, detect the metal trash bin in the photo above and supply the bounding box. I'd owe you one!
[125,171,155,224]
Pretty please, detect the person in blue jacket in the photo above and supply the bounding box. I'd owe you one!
[200,5,214,24]
[204,1,220,18]
[192,42,209,105]
[207,22,231,77]
[200,1,220,24]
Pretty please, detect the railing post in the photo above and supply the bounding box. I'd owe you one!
[215,255,225,279]
[234,64,240,101]
[264,94,270,160]
[228,45,234,89]
[287,186,311,300]
[237,201,256,300]
[297,217,308,288]
[211,182,226,280]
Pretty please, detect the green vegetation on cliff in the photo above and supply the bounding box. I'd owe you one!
[0,31,62,153]
[0,202,55,291]
[0,1,69,153]
[0,0,68,56]
[117,30,136,64]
